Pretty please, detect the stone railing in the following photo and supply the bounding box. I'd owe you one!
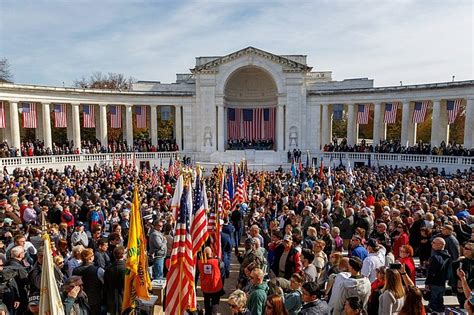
[0,152,178,170]
[313,152,473,172]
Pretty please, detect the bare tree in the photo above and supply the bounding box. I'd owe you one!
[73,72,135,91]
[0,58,13,83]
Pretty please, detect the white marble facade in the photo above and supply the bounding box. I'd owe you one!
[0,46,473,163]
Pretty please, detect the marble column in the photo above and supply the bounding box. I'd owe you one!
[401,101,415,146]
[42,103,52,149]
[430,99,442,147]
[321,104,332,146]
[217,105,225,152]
[347,103,357,146]
[373,102,385,145]
[3,103,11,143]
[175,105,182,150]
[98,104,108,148]
[150,105,158,147]
[71,103,81,151]
[464,99,474,149]
[9,102,21,154]
[124,105,133,148]
[277,105,284,151]
[36,103,44,142]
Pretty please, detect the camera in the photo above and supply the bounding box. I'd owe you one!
[389,263,401,270]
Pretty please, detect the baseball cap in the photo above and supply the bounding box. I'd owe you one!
[28,294,40,306]
[283,235,293,242]
[245,238,257,245]
[321,223,330,230]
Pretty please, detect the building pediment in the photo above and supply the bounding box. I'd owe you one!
[191,46,312,74]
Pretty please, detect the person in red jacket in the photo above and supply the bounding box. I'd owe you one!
[198,246,224,315]
[399,244,416,283]
[393,223,410,259]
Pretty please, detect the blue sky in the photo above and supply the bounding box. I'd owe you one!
[0,0,472,87]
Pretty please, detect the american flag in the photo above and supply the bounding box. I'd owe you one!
[53,104,67,128]
[110,105,122,128]
[228,108,241,140]
[191,175,209,257]
[412,101,430,124]
[0,102,5,129]
[150,170,159,186]
[242,108,264,140]
[135,106,147,129]
[357,104,370,124]
[384,102,399,124]
[165,185,196,315]
[263,108,276,140]
[231,175,244,210]
[447,99,462,124]
[22,102,37,128]
[173,159,181,178]
[83,105,95,128]
[223,188,231,212]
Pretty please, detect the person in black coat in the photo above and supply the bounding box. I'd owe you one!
[73,248,104,315]
[104,246,127,315]
[93,238,110,269]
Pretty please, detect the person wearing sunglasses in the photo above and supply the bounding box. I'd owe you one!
[227,289,251,315]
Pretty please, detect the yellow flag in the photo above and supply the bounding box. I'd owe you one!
[122,187,150,310]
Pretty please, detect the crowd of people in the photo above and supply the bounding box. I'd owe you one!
[0,138,179,157]
[0,159,472,314]
[324,138,474,156]
[227,139,274,150]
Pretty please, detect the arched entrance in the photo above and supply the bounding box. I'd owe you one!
[224,66,278,150]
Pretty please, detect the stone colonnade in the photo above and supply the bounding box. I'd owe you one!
[320,98,474,148]
[2,101,183,153]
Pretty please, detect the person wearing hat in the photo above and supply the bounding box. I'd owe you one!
[71,222,89,247]
[61,275,92,314]
[270,234,302,280]
[299,281,329,314]
[238,238,265,277]
[350,235,368,261]
[319,223,334,257]
[149,219,167,280]
[27,293,40,314]
[361,239,385,282]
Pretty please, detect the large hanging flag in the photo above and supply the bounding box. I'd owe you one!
[165,184,196,315]
[191,173,209,257]
[39,234,64,315]
[83,105,95,128]
[332,104,344,121]
[412,101,430,123]
[228,108,241,140]
[110,105,122,128]
[53,104,67,128]
[384,102,399,124]
[357,104,370,124]
[242,109,254,140]
[122,188,151,311]
[135,106,147,128]
[22,102,37,128]
[0,102,5,128]
[263,108,276,140]
[447,99,462,124]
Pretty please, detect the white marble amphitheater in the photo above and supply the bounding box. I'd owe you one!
[0,47,473,172]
